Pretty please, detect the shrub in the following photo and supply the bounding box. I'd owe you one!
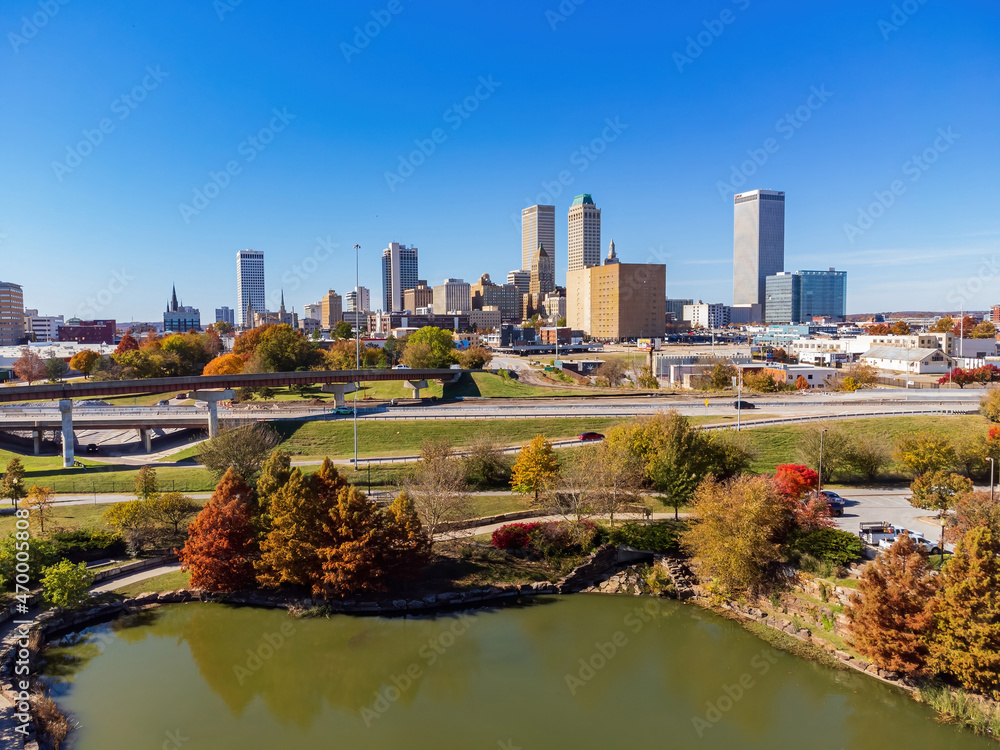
[790,528,864,567]
[49,530,127,562]
[491,522,541,550]
[528,520,598,559]
[41,559,95,609]
[605,522,682,553]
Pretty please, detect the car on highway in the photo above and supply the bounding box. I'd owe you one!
[578,432,605,441]
[79,400,111,407]
[392,364,411,370]
[732,400,755,410]
[85,443,99,454]
[156,400,171,406]
[334,407,353,415]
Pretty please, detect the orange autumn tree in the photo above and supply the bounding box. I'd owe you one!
[203,352,245,376]
[846,532,937,675]
[180,468,257,592]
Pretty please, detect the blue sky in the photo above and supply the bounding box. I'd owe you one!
[1,0,998,321]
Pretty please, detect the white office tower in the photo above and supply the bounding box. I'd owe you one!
[567,194,601,272]
[381,242,419,312]
[236,249,265,327]
[521,205,555,273]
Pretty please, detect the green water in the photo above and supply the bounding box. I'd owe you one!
[42,596,992,749]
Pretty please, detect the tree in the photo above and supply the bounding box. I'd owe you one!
[648,415,714,520]
[13,348,46,385]
[928,527,1000,699]
[24,485,54,536]
[894,432,955,476]
[587,444,644,527]
[103,499,159,557]
[114,332,139,355]
[179,469,258,592]
[332,321,353,340]
[511,435,560,505]
[255,324,321,372]
[698,362,736,391]
[400,327,457,369]
[134,465,158,501]
[742,370,778,393]
[910,470,972,554]
[681,475,787,596]
[155,492,200,535]
[980,387,1000,423]
[846,532,936,675]
[462,432,511,489]
[774,464,818,499]
[838,376,859,393]
[970,320,996,339]
[889,320,911,335]
[1,457,26,508]
[41,560,95,609]
[843,432,893,482]
[796,425,848,484]
[947,490,1000,545]
[202,353,245,376]
[951,315,978,338]
[637,366,659,389]
[843,362,878,389]
[458,345,493,370]
[213,320,234,335]
[406,439,470,540]
[593,359,626,387]
[929,316,954,334]
[198,423,280,484]
[952,429,990,479]
[774,464,832,532]
[69,349,100,377]
[867,323,891,335]
[938,367,973,388]
[44,356,69,382]
[795,375,809,390]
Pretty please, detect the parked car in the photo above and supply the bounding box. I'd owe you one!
[813,489,846,516]
[877,530,942,555]
[578,432,605,442]
[732,400,755,410]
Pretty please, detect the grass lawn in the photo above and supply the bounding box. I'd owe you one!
[112,568,191,596]
[0,497,209,536]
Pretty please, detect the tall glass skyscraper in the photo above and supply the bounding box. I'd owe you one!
[236,249,265,327]
[381,242,419,312]
[765,268,847,323]
[521,205,555,273]
[733,189,785,314]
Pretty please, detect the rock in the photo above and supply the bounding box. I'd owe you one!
[797,628,811,639]
[834,650,852,661]
[392,600,408,609]
[853,658,871,671]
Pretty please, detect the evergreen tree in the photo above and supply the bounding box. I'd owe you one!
[928,527,1000,699]
[846,532,937,675]
[179,469,257,592]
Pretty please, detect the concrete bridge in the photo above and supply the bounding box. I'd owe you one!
[0,369,464,467]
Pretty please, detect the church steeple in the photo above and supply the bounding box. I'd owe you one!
[169,284,179,312]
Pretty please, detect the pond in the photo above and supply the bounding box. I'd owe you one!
[41,596,992,749]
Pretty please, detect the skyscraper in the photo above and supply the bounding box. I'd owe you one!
[733,189,784,314]
[529,243,554,296]
[567,194,601,272]
[346,286,371,313]
[765,268,847,323]
[236,249,265,328]
[381,242,419,312]
[0,280,24,345]
[521,205,555,273]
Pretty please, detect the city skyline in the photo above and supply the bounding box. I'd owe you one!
[3,3,998,318]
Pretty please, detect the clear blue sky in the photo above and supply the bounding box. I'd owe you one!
[2,0,998,320]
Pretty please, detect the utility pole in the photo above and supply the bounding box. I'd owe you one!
[353,243,361,471]
[818,428,827,492]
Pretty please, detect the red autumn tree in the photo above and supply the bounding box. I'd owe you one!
[179,468,257,592]
[774,464,818,499]
[13,348,47,385]
[846,532,937,675]
[774,464,831,532]
[114,332,139,355]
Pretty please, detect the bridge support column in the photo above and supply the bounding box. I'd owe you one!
[138,428,152,453]
[191,390,235,438]
[320,383,358,407]
[32,425,41,456]
[403,380,429,399]
[59,399,74,468]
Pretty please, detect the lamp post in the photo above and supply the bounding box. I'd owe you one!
[989,457,995,504]
[353,243,361,472]
[818,428,827,493]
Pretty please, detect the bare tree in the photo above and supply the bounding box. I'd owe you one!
[198,423,280,485]
[554,444,644,526]
[407,439,471,542]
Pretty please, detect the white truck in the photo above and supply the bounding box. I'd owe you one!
[859,522,942,555]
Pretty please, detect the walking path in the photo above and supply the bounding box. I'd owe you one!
[90,564,183,594]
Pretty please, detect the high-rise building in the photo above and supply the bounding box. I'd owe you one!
[529,243,554,296]
[433,278,472,315]
[665,298,694,323]
[320,290,343,330]
[471,274,520,321]
[303,303,322,321]
[346,286,371,314]
[403,281,434,313]
[567,194,601,272]
[765,268,847,324]
[567,260,666,340]
[521,205,555,273]
[23,309,62,342]
[215,306,235,327]
[0,281,24,345]
[507,269,530,296]
[164,284,201,331]
[682,301,730,330]
[381,242,418,312]
[733,189,785,314]
[237,249,265,327]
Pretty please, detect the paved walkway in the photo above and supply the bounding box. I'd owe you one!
[90,564,183,594]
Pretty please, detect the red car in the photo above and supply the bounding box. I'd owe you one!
[578,432,605,441]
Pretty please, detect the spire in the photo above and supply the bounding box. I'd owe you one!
[170,284,179,312]
[279,289,286,313]
[604,239,619,265]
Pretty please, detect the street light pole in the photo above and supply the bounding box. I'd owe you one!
[353,243,361,472]
[989,457,995,504]
[818,428,827,493]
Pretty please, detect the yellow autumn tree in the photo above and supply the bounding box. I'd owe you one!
[510,435,560,505]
